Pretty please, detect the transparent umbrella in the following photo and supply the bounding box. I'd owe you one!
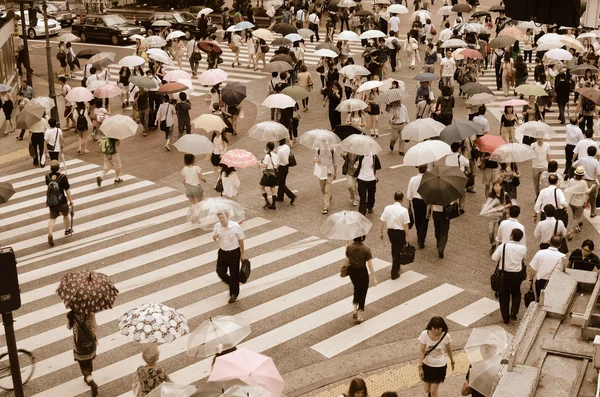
[145,382,196,397]
[249,121,289,142]
[515,121,556,139]
[187,315,251,358]
[340,134,382,155]
[336,98,368,112]
[402,119,445,142]
[188,197,245,230]
[299,129,341,150]
[322,211,372,240]
[403,140,452,166]
[190,380,247,397]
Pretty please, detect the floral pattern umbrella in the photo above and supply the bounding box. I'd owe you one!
[118,303,189,343]
[56,270,119,314]
[220,149,257,168]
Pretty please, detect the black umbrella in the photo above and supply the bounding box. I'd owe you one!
[328,2,339,12]
[0,182,15,204]
[356,10,371,16]
[271,53,295,65]
[439,121,484,144]
[272,23,298,36]
[272,37,292,46]
[451,3,471,12]
[417,166,467,206]
[221,82,247,106]
[334,124,362,141]
[489,5,505,12]
[461,83,494,95]
[471,11,490,18]
[76,48,100,59]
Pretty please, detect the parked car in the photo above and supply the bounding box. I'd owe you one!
[140,11,216,40]
[14,10,61,39]
[71,14,144,45]
[34,3,76,27]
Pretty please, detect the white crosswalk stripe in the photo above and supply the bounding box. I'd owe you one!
[0,160,499,396]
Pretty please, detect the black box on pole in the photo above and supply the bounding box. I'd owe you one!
[0,248,21,313]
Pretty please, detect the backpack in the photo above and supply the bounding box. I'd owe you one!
[583,98,596,112]
[56,51,66,62]
[99,137,115,155]
[46,174,64,207]
[76,109,88,131]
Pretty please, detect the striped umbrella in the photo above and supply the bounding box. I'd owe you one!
[220,149,257,168]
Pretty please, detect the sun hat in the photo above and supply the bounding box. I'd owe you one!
[574,166,585,176]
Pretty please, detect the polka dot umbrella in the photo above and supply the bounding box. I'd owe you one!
[56,270,119,314]
[118,303,189,343]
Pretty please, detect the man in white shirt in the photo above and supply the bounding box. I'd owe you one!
[531,138,551,198]
[387,99,409,154]
[529,236,566,300]
[380,191,410,280]
[389,13,400,35]
[213,212,246,304]
[492,229,527,323]
[573,129,600,161]
[295,7,306,28]
[438,22,453,49]
[534,204,566,248]
[308,11,320,42]
[406,164,429,249]
[573,146,600,217]
[444,142,470,213]
[534,175,568,221]
[43,118,64,161]
[275,138,297,205]
[439,49,456,88]
[565,116,585,174]
[497,205,526,246]
[472,106,490,134]
[385,32,402,72]
[187,37,200,76]
[356,154,381,215]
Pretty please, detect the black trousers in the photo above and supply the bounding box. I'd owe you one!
[579,115,593,132]
[565,144,575,176]
[276,165,295,201]
[412,198,428,246]
[535,279,548,301]
[31,132,44,166]
[216,247,241,296]
[291,118,299,140]
[357,179,376,215]
[388,48,398,71]
[348,266,369,310]
[523,50,532,63]
[499,271,522,323]
[495,61,502,90]
[77,359,93,378]
[388,229,406,279]
[432,211,450,253]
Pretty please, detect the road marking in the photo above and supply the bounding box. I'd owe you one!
[0,148,38,167]
[0,159,82,183]
[446,297,499,327]
[10,164,99,189]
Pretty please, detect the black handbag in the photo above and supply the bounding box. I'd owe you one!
[512,176,520,187]
[316,64,325,73]
[490,244,506,292]
[215,178,224,193]
[288,152,297,167]
[240,259,251,283]
[524,281,535,307]
[444,202,460,219]
[398,244,416,264]
[342,159,349,175]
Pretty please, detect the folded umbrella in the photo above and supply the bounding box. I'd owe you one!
[164,69,192,82]
[461,83,494,96]
[100,115,138,139]
[263,61,293,73]
[220,149,257,168]
[56,270,119,314]
[417,165,468,206]
[249,121,289,142]
[403,140,452,166]
[262,94,296,109]
[173,134,214,155]
[340,134,382,155]
[299,129,341,149]
[322,210,372,240]
[187,315,252,358]
[515,121,556,139]
[118,303,189,343]
[188,197,245,229]
[221,82,247,105]
[281,86,309,103]
[490,143,536,163]
[0,182,15,204]
[130,76,159,90]
[402,119,445,142]
[118,55,145,68]
[474,134,506,153]
[439,121,483,144]
[336,98,368,112]
[191,114,227,132]
[515,84,548,97]
[94,84,122,99]
[480,197,506,218]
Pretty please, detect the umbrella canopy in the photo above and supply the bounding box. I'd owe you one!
[316,42,340,54]
[334,124,362,141]
[387,4,409,13]
[0,182,15,204]
[337,30,360,41]
[56,270,119,314]
[489,35,516,49]
[262,94,296,109]
[16,103,44,129]
[339,65,370,78]
[130,76,159,90]
[86,80,108,92]
[188,197,245,228]
[31,96,55,113]
[359,30,387,40]
[498,26,525,39]
[437,5,453,15]
[197,8,213,17]
[489,4,505,11]
[474,134,506,153]
[249,121,289,142]
[263,61,293,73]
[339,0,357,7]
[535,40,564,52]
[187,315,251,358]
[94,84,122,99]
[545,48,573,61]
[515,84,548,97]
[451,3,471,12]
[471,11,490,18]
[404,140,452,166]
[559,36,584,52]
[355,10,372,16]
[515,121,556,139]
[272,23,297,35]
[252,28,275,41]
[147,48,172,64]
[0,84,11,92]
[146,382,196,397]
[297,28,314,38]
[198,40,223,54]
[439,121,484,144]
[461,83,494,95]
[499,99,528,107]
[158,82,189,94]
[417,165,468,206]
[221,82,247,105]
[164,69,192,82]
[322,211,372,240]
[88,51,116,68]
[118,303,189,343]
[465,93,496,106]
[234,21,255,30]
[380,78,407,91]
[198,69,228,86]
[357,80,384,93]
[340,134,382,155]
[272,37,292,47]
[191,114,228,132]
[459,48,484,59]
[270,53,295,65]
[284,33,303,42]
[166,30,186,41]
[173,134,214,155]
[381,89,409,104]
[538,32,563,44]
[299,129,341,149]
[314,48,339,58]
[402,119,445,141]
[575,87,600,104]
[130,34,145,41]
[336,98,368,112]
[281,86,309,103]
[118,55,145,68]
[490,143,536,163]
[220,149,258,168]
[413,72,440,82]
[77,48,99,59]
[208,348,285,393]
[58,32,79,42]
[191,380,248,397]
[439,39,468,48]
[100,115,137,139]
[569,65,599,76]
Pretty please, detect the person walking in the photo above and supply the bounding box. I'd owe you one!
[29,109,46,167]
[572,147,600,218]
[187,37,202,77]
[534,174,568,224]
[74,102,90,154]
[407,164,429,249]
[220,165,240,198]
[315,146,337,214]
[387,99,409,155]
[492,229,527,324]
[43,118,64,162]
[356,154,381,215]
[58,77,74,130]
[259,141,279,210]
[276,138,297,205]
[380,191,410,279]
[96,137,123,187]
[531,137,551,197]
[132,344,171,397]
[563,166,594,236]
[497,205,526,246]
[445,142,470,213]
[499,106,517,143]
[439,49,456,89]
[182,154,206,208]
[213,212,246,304]
[565,116,585,177]
[434,86,454,126]
[135,88,150,137]
[15,91,30,141]
[157,95,176,151]
[345,236,378,323]
[211,130,228,186]
[428,201,452,258]
[341,151,359,206]
[534,204,567,249]
[66,310,98,397]
[365,88,380,137]
[528,236,567,300]
[418,316,455,397]
[175,92,192,139]
[46,159,73,246]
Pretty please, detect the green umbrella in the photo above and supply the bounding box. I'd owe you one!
[515,84,548,97]
[489,35,516,49]
[130,76,159,90]
[281,86,309,103]
[417,166,468,206]
[0,182,15,204]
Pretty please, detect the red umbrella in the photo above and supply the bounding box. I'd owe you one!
[459,48,483,59]
[220,149,257,168]
[198,40,223,54]
[474,134,507,153]
[158,82,189,94]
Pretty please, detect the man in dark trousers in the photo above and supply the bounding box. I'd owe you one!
[276,138,297,205]
[491,229,527,324]
[406,164,429,248]
[355,154,381,215]
[380,191,410,279]
[46,160,74,247]
[213,212,246,304]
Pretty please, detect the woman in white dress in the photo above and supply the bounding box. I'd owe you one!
[245,31,257,70]
[220,164,241,198]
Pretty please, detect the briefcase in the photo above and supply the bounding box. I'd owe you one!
[240,259,251,284]
[398,244,416,265]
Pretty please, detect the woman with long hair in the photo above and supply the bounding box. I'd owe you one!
[499,162,520,201]
[500,105,517,143]
[563,166,594,237]
[323,81,343,130]
[487,180,512,247]
[220,164,240,198]
[182,154,206,208]
[346,110,366,131]
[408,29,420,70]
[258,142,279,209]
[118,66,132,108]
[211,130,228,185]
[501,51,515,97]
[365,87,380,137]
[344,236,377,323]
[67,310,98,397]
[74,101,90,154]
[523,28,534,63]
[418,316,454,397]
[297,64,313,111]
[434,85,454,126]
[346,378,368,397]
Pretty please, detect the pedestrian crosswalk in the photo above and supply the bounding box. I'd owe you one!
[0,159,499,396]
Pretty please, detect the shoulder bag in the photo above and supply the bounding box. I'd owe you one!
[524,280,536,307]
[288,150,297,167]
[553,220,569,254]
[46,128,60,151]
[490,243,506,292]
[444,201,460,219]
[424,331,448,357]
[160,105,170,131]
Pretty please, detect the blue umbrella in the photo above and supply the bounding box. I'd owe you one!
[234,21,255,30]
[0,84,12,92]
[413,73,440,82]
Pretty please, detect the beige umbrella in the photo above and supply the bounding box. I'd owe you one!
[252,29,274,41]
[100,115,138,139]
[191,114,227,132]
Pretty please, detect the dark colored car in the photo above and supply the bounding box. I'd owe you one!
[140,11,216,40]
[71,14,143,45]
[35,3,76,27]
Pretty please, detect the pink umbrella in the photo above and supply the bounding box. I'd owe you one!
[220,149,257,168]
[499,99,528,107]
[459,48,483,59]
[94,84,122,99]
[499,26,525,40]
[208,347,285,393]
[474,134,507,153]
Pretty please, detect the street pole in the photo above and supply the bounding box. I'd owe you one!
[18,0,33,86]
[1,312,24,397]
[41,0,60,125]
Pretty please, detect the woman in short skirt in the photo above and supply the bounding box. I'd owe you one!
[258,142,279,210]
[210,130,228,187]
[418,316,455,397]
[365,88,380,137]
[181,154,206,208]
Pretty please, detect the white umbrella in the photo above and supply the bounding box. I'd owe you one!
[220,385,270,397]
[234,21,255,31]
[338,0,357,7]
[322,211,372,240]
[359,30,387,40]
[437,5,452,15]
[299,129,341,149]
[284,33,303,42]
[440,39,468,48]
[515,121,556,139]
[339,64,371,78]
[357,80,384,93]
[173,134,215,155]
[545,48,573,61]
[164,69,192,82]
[118,55,145,68]
[490,143,536,163]
[198,69,228,86]
[262,94,296,109]
[314,48,339,58]
[166,30,186,41]
[187,315,251,358]
[466,93,496,106]
[535,40,564,52]
[560,36,584,52]
[86,80,108,92]
[336,98,368,112]
[129,34,145,41]
[143,36,167,48]
[30,97,55,113]
[65,87,95,103]
[197,8,213,17]
[191,114,227,132]
[387,4,409,14]
[146,48,172,64]
[337,30,360,41]
[249,121,290,142]
[402,119,445,142]
[188,197,245,229]
[578,32,599,40]
[146,383,196,397]
[538,33,563,44]
[460,23,486,34]
[404,141,452,166]
[58,33,79,42]
[413,10,431,20]
[100,115,138,139]
[340,134,382,155]
[252,28,274,41]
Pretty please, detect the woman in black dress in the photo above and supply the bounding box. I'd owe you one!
[323,81,342,130]
[118,66,132,108]
[1,91,13,135]
[67,310,98,397]
[345,235,378,323]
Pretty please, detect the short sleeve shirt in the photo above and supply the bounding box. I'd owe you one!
[44,127,63,152]
[418,330,452,367]
[380,203,410,230]
[213,221,245,251]
[45,172,70,206]
[531,142,551,168]
[345,242,372,268]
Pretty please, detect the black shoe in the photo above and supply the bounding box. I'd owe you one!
[418,242,425,249]
[459,209,465,214]
[275,198,284,202]
[96,176,102,187]
[438,250,444,258]
[510,313,517,320]
[290,195,296,205]
[65,228,73,236]
[89,381,98,397]
[367,208,373,213]
[228,295,238,304]
[390,144,394,151]
[391,273,400,280]
[48,234,54,247]
[33,160,38,166]
[399,151,405,156]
